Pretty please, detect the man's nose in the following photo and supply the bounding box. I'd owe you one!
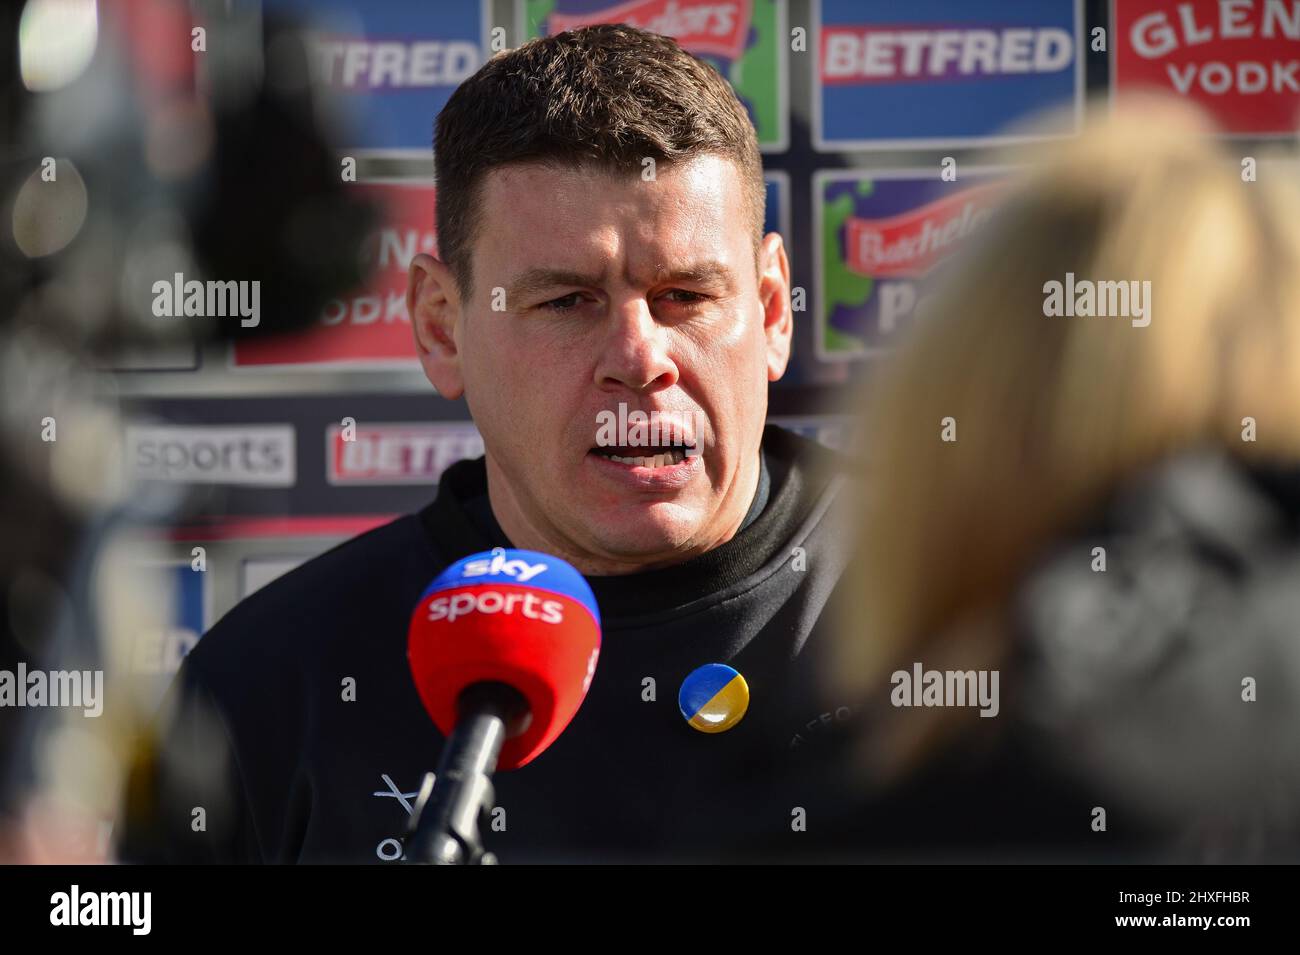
[593,296,678,393]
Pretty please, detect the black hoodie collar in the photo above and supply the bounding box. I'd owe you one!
[417,424,833,620]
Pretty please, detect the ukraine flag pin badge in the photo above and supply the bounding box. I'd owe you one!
[678,663,749,734]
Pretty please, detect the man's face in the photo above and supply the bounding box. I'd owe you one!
[412,154,791,574]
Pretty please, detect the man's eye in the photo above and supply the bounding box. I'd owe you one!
[539,293,583,312]
[537,290,706,311]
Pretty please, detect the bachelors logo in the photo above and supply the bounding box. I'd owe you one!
[844,182,1001,278]
[528,0,786,150]
[817,170,1004,360]
[548,0,752,60]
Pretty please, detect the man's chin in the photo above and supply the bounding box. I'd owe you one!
[577,505,706,564]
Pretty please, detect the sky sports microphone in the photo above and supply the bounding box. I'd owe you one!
[404,548,601,864]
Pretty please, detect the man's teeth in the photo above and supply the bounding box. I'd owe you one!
[605,449,687,467]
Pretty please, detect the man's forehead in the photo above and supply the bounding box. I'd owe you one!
[477,155,743,243]
[481,153,741,199]
[476,155,748,279]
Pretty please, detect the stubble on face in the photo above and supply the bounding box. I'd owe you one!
[459,156,773,575]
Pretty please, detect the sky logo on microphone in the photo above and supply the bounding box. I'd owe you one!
[417,547,600,630]
[460,550,548,583]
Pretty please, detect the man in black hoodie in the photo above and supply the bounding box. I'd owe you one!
[118,25,859,863]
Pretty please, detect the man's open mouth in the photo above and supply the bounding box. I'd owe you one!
[590,444,692,468]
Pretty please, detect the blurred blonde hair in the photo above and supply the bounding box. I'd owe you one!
[833,95,1300,780]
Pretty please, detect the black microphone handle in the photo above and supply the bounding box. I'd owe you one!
[403,681,530,865]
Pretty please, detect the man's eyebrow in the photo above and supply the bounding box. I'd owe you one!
[652,261,734,285]
[506,268,605,302]
[505,261,737,302]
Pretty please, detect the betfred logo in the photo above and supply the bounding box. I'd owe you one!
[309,37,480,90]
[844,182,1001,279]
[548,0,752,60]
[327,424,483,485]
[1114,0,1300,135]
[820,26,1074,83]
[815,0,1081,150]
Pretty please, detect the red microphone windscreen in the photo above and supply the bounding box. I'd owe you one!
[407,548,601,769]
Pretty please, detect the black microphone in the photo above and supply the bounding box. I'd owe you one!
[402,549,602,864]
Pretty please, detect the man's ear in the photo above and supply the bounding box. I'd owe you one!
[408,253,465,398]
[758,232,793,381]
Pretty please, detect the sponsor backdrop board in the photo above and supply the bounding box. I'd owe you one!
[126,424,298,487]
[327,422,485,485]
[764,169,791,269]
[264,0,490,156]
[814,0,1084,150]
[126,561,207,709]
[99,341,200,373]
[815,169,1005,361]
[520,0,789,151]
[231,183,436,371]
[110,1,1295,631]
[1112,0,1300,136]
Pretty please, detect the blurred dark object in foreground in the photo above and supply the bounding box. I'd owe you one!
[0,0,377,849]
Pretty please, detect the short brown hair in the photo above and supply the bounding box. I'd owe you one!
[433,24,765,300]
